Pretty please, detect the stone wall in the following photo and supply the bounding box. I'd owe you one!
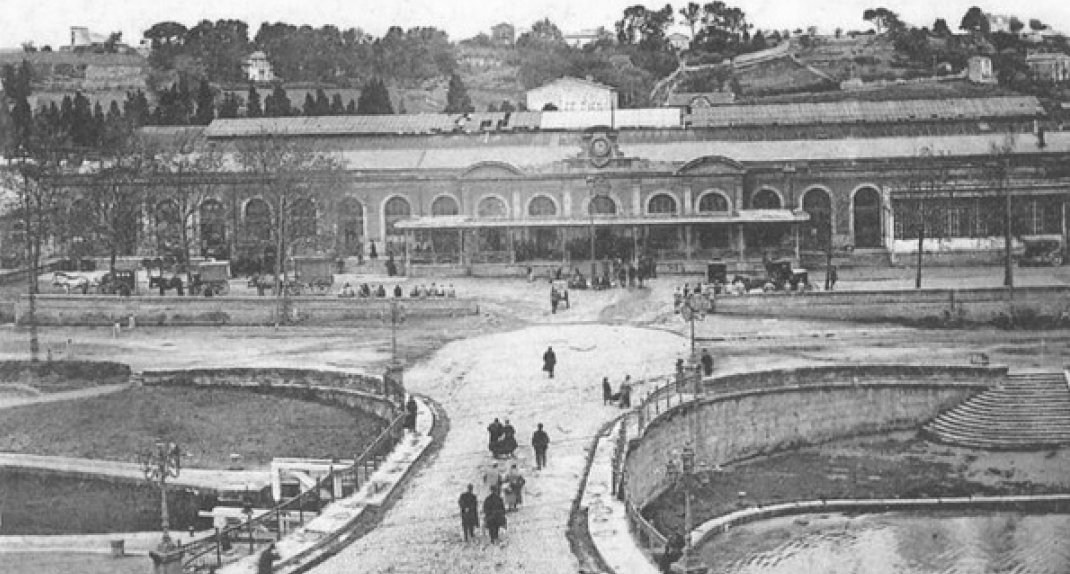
[713,286,1070,323]
[15,295,479,326]
[624,366,997,506]
[140,368,401,421]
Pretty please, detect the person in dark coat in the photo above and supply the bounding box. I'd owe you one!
[659,532,685,573]
[487,418,504,454]
[483,487,507,542]
[700,349,714,376]
[369,241,378,259]
[493,419,518,458]
[602,376,615,405]
[458,484,479,541]
[257,543,279,574]
[531,423,550,470]
[542,346,557,378]
[404,395,418,433]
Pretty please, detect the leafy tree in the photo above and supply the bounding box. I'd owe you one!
[345,99,357,114]
[246,86,263,118]
[302,93,317,116]
[517,18,565,49]
[616,4,674,50]
[153,79,194,126]
[217,92,241,119]
[902,147,952,288]
[264,85,293,117]
[444,73,474,113]
[863,7,903,35]
[356,78,394,115]
[932,18,952,37]
[1009,17,1025,34]
[982,135,1017,290]
[193,80,215,125]
[143,21,188,69]
[1,62,34,152]
[329,94,345,115]
[123,89,152,129]
[184,19,251,82]
[960,7,990,34]
[679,2,702,43]
[694,1,752,55]
[70,91,96,146]
[1029,19,1046,31]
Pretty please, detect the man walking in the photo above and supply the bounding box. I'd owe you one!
[700,349,714,376]
[458,484,479,541]
[483,487,507,543]
[542,346,557,378]
[532,423,550,470]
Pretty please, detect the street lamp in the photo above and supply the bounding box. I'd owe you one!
[680,293,711,355]
[388,299,405,366]
[139,441,182,551]
[665,445,709,574]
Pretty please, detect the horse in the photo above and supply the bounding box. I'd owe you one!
[149,275,185,296]
[51,272,91,295]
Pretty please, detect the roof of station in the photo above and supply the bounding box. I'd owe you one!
[204,96,1044,138]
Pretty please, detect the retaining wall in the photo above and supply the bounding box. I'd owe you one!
[15,295,479,326]
[140,368,402,422]
[624,366,998,507]
[713,286,1070,323]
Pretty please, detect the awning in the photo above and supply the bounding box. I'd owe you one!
[395,210,808,230]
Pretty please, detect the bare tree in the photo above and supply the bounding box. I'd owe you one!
[86,136,151,276]
[0,150,64,361]
[233,131,343,325]
[145,130,224,287]
[902,146,951,289]
[982,134,1018,291]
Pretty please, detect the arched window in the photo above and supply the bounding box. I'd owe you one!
[853,187,882,248]
[291,198,316,238]
[752,189,781,209]
[431,196,459,216]
[648,193,677,215]
[802,189,832,251]
[589,195,617,215]
[339,198,364,256]
[528,196,557,217]
[384,196,412,235]
[477,196,508,218]
[155,200,182,256]
[698,193,729,212]
[245,198,272,242]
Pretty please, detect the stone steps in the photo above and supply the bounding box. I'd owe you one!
[922,372,1070,449]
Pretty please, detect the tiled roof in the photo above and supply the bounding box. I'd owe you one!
[686,96,1042,127]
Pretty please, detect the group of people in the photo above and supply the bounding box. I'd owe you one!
[602,375,634,408]
[461,422,551,543]
[338,282,456,299]
[486,418,519,458]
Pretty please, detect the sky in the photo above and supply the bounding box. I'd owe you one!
[0,0,1068,50]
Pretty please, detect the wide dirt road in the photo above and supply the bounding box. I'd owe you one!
[310,324,687,574]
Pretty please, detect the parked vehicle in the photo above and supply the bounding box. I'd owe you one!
[290,257,335,295]
[1019,239,1064,267]
[190,261,231,296]
[99,269,136,296]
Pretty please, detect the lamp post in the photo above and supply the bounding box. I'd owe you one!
[665,445,709,574]
[680,293,710,355]
[389,299,405,366]
[139,441,182,551]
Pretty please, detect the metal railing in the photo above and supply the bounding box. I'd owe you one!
[182,411,408,572]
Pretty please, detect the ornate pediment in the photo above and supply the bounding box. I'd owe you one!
[462,161,525,179]
[675,155,746,176]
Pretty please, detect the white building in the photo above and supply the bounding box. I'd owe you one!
[242,51,276,83]
[526,77,618,112]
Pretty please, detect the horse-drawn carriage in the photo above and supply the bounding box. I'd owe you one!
[190,261,231,297]
[247,257,334,296]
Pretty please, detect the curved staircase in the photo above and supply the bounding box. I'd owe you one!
[923,372,1070,449]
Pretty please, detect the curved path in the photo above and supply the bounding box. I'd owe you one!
[310,324,687,574]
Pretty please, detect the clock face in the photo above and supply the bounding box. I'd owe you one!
[590,137,611,157]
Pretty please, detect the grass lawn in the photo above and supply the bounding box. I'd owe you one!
[645,433,1070,535]
[0,386,387,468]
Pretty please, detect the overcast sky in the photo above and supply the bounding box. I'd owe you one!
[1,0,1068,50]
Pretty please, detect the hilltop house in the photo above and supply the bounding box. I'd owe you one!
[526,77,618,112]
[242,51,276,83]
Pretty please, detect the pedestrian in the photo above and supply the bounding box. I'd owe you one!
[628,264,637,287]
[542,346,556,378]
[828,264,838,291]
[700,349,714,376]
[257,542,279,574]
[458,484,480,541]
[602,376,615,405]
[659,532,685,573]
[505,464,525,510]
[487,418,504,454]
[483,487,507,543]
[483,462,503,493]
[404,395,418,433]
[532,423,550,470]
[369,241,378,259]
[551,287,559,314]
[619,375,633,409]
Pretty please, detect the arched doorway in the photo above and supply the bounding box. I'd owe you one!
[748,189,786,254]
[339,198,364,257]
[697,192,731,253]
[802,189,832,252]
[587,195,622,261]
[384,196,412,256]
[647,193,679,258]
[476,196,508,253]
[853,187,883,248]
[199,199,227,259]
[527,196,559,260]
[155,200,183,262]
